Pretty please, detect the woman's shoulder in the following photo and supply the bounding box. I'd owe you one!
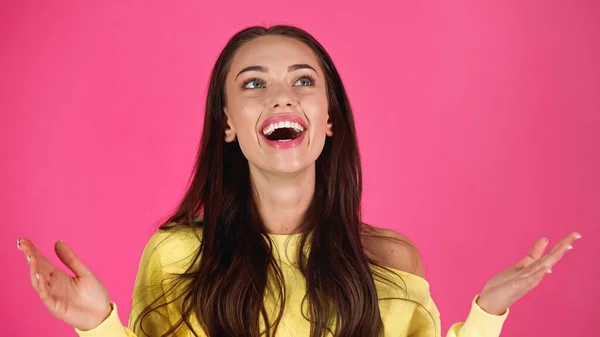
[148,225,202,249]
[360,223,425,279]
[141,222,203,273]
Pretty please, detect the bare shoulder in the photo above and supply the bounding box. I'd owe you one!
[360,223,425,278]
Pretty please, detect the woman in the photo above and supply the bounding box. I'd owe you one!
[18,25,580,337]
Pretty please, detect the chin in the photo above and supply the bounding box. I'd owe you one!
[245,146,322,175]
[267,161,312,175]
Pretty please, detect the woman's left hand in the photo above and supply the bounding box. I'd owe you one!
[476,232,582,315]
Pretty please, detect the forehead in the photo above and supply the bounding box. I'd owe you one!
[229,35,321,74]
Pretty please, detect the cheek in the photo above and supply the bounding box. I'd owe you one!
[299,93,329,131]
[230,98,266,135]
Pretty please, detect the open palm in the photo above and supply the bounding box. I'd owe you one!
[477,232,581,315]
[18,238,112,331]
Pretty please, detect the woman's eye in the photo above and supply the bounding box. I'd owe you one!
[244,80,265,89]
[294,77,313,86]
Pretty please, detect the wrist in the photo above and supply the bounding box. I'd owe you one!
[76,302,113,331]
[476,295,508,316]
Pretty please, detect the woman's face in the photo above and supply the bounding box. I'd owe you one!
[224,35,332,175]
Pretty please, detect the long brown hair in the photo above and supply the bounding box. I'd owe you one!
[135,25,412,337]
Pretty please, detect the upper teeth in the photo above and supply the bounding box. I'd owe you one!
[262,121,305,135]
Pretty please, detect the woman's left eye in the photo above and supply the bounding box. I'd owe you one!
[294,76,314,86]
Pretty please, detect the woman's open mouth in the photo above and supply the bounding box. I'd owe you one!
[259,115,307,149]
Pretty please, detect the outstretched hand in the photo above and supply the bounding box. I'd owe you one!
[18,238,112,331]
[476,232,582,315]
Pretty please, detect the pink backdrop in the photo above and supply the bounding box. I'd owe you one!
[1,1,598,336]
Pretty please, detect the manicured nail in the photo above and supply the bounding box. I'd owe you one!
[566,245,573,251]
[27,255,31,263]
[575,234,582,240]
[546,269,552,274]
[17,238,21,250]
[35,273,39,280]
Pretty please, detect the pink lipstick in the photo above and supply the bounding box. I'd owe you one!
[259,114,307,149]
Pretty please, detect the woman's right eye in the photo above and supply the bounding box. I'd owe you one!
[243,79,265,89]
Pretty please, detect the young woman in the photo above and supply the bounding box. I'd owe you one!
[18,25,580,337]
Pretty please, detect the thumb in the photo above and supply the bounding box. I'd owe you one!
[54,241,91,278]
[516,237,549,268]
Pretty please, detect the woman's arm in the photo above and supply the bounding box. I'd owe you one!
[411,232,581,337]
[75,231,176,337]
[74,302,135,337]
[411,294,508,337]
[444,295,508,337]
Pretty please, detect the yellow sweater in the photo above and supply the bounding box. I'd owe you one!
[75,227,508,337]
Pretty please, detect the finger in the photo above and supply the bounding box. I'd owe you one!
[19,238,56,278]
[535,232,581,269]
[516,237,549,268]
[547,232,581,255]
[26,250,54,291]
[520,232,581,273]
[54,241,90,277]
[539,241,573,270]
[515,265,550,297]
[18,238,42,261]
[29,255,41,291]
[37,273,57,313]
[521,238,577,277]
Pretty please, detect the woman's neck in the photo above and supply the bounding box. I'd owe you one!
[249,164,315,235]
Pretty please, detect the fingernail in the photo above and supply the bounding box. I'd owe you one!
[543,238,549,244]
[566,245,573,251]
[546,269,552,274]
[27,255,31,263]
[35,273,39,280]
[17,238,21,250]
[575,234,582,240]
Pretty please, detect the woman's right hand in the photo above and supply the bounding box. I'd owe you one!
[18,238,112,331]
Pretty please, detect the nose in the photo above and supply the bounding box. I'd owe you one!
[269,85,296,109]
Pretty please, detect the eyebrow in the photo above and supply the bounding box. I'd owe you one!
[235,64,319,80]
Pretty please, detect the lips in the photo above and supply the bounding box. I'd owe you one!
[259,114,307,149]
[259,114,307,133]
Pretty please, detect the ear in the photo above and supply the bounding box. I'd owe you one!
[326,117,333,137]
[223,107,237,142]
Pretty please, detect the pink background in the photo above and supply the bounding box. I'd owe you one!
[1,1,598,336]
